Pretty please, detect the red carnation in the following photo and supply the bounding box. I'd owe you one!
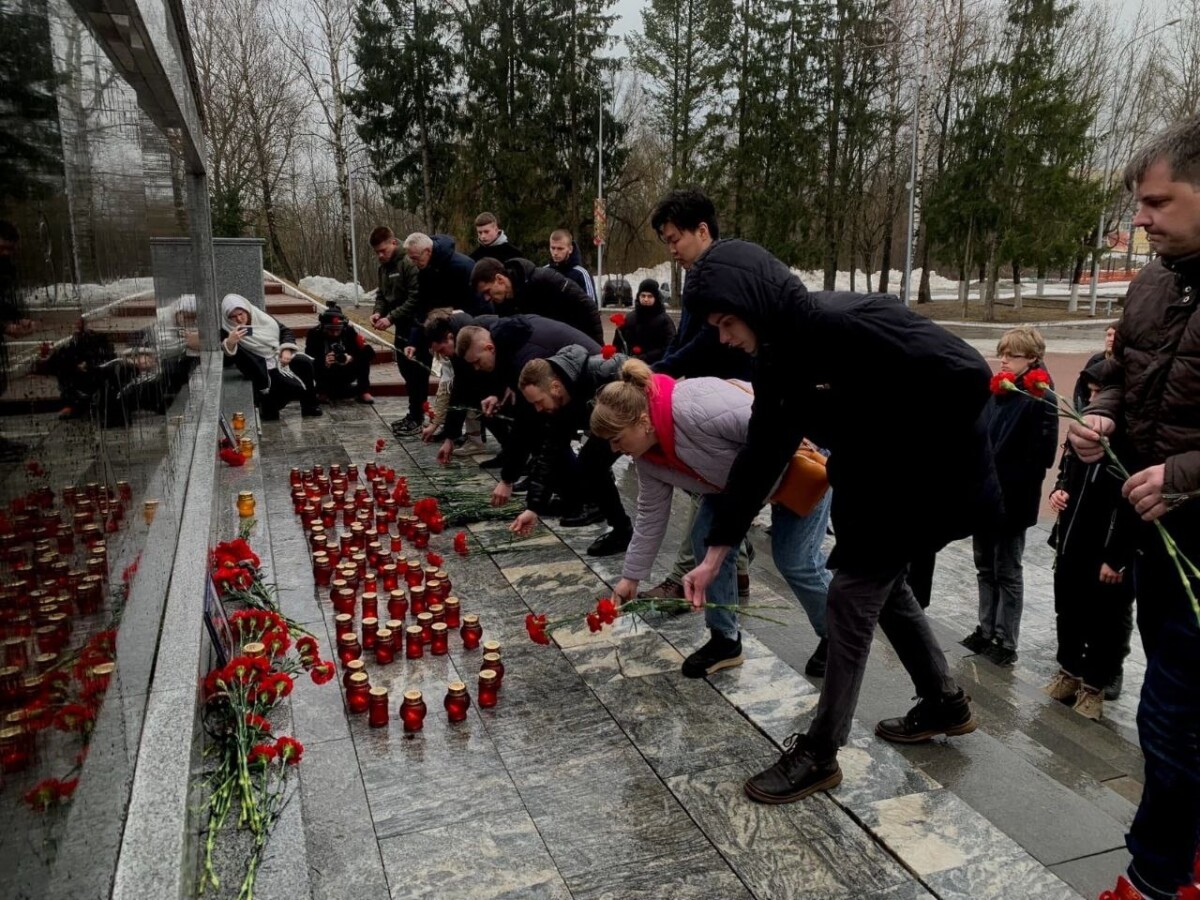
[57,778,79,801]
[248,743,278,766]
[632,346,643,355]
[275,735,304,765]
[596,597,618,625]
[453,531,470,555]
[610,313,627,327]
[259,672,294,701]
[219,447,246,467]
[989,371,1017,395]
[310,661,336,685]
[244,713,272,734]
[585,612,602,633]
[525,613,550,645]
[426,551,444,567]
[375,439,386,453]
[1022,367,1052,398]
[296,635,319,661]
[24,779,62,812]
[600,344,617,360]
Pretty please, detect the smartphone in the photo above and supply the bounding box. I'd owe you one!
[241,326,253,336]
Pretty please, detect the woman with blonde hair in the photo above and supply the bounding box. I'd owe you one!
[590,358,832,678]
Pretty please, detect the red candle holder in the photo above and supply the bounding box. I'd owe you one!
[390,534,403,553]
[0,724,33,773]
[425,579,442,602]
[400,690,427,732]
[387,590,408,621]
[361,591,379,620]
[409,585,427,615]
[334,613,354,641]
[434,570,452,595]
[413,524,429,549]
[290,467,302,487]
[482,652,504,688]
[314,558,332,586]
[328,577,348,603]
[338,633,362,667]
[4,636,28,670]
[478,669,499,708]
[417,612,434,644]
[483,640,501,657]
[332,587,357,617]
[430,622,449,655]
[361,617,379,650]
[374,628,395,664]
[460,615,483,650]
[444,681,471,723]
[346,671,370,714]
[342,659,366,689]
[429,603,445,625]
[405,625,424,659]
[405,566,424,589]
[381,565,399,592]
[444,597,461,629]
[368,687,389,727]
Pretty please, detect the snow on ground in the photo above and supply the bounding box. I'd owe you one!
[299,276,377,308]
[25,277,154,310]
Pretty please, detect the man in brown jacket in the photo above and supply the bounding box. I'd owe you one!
[1070,114,1200,900]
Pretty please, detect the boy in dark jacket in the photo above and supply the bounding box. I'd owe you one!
[962,327,1060,666]
[509,346,633,556]
[1044,359,1136,720]
[546,229,598,305]
[468,212,522,263]
[304,304,375,403]
[681,237,1000,806]
[615,280,677,365]
[471,257,604,343]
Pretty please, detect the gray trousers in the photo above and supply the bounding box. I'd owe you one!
[807,564,957,756]
[973,528,1027,650]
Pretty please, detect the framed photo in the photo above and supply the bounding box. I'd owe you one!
[219,414,237,447]
[203,577,235,667]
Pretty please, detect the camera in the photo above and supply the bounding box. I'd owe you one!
[328,340,348,364]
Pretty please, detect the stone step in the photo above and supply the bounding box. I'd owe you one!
[264,282,285,295]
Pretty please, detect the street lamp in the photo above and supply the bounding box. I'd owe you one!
[1086,17,1181,316]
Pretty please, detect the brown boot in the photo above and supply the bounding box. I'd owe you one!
[638,579,684,600]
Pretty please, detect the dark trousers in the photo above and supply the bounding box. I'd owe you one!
[1126,540,1200,899]
[396,340,432,422]
[807,564,957,757]
[1053,554,1135,688]
[315,346,373,397]
[230,349,318,413]
[907,552,936,609]
[973,527,1028,649]
[542,435,630,531]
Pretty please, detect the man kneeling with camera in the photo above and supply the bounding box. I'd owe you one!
[304,303,376,404]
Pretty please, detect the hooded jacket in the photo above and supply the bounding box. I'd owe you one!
[469,230,522,264]
[373,250,422,343]
[422,235,487,315]
[682,238,1001,570]
[524,343,626,513]
[653,261,753,380]
[616,279,677,365]
[545,243,597,305]
[1089,253,1200,550]
[220,294,298,360]
[498,258,603,343]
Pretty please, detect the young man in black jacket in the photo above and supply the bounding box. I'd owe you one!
[369,226,428,432]
[546,229,598,305]
[683,237,1000,805]
[303,304,376,403]
[469,212,522,263]
[471,257,604,344]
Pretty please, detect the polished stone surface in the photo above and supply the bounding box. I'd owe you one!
[239,392,1137,899]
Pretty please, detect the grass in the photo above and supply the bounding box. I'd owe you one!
[910,297,1121,323]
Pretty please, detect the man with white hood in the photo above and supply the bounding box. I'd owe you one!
[221,293,322,420]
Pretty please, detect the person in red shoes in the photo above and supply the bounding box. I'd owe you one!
[1072,115,1200,900]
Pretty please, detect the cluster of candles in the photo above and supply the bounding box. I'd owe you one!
[289,462,502,731]
[0,482,127,773]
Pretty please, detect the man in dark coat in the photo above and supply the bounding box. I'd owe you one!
[471,256,604,344]
[369,226,429,433]
[304,304,376,403]
[1069,115,1200,900]
[454,315,600,508]
[405,231,488,316]
[468,212,522,263]
[510,345,633,556]
[681,237,1000,806]
[615,279,676,365]
[547,229,598,305]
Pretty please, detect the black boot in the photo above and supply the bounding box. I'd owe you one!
[586,526,631,557]
[744,733,842,804]
[804,638,829,678]
[875,689,977,744]
[681,631,743,678]
[1103,670,1124,701]
[959,627,991,654]
[560,505,605,527]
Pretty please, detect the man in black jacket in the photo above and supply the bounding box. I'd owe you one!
[471,257,604,344]
[509,346,633,556]
[469,212,522,263]
[454,316,600,508]
[681,238,1000,805]
[370,226,429,434]
[405,232,488,316]
[304,304,375,403]
[547,229,598,305]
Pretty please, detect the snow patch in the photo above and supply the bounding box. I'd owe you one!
[25,278,154,310]
[299,276,376,308]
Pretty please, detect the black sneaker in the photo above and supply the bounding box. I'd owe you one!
[959,627,991,654]
[743,733,842,804]
[681,632,743,678]
[804,638,829,678]
[511,477,530,493]
[874,689,977,744]
[391,417,421,437]
[479,455,505,470]
[985,640,1018,667]
[586,527,631,557]
[301,405,323,418]
[1103,671,1123,701]
[560,505,605,527]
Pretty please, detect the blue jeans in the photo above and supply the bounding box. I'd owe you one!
[694,491,831,641]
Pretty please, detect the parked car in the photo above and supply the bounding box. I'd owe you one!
[601,277,633,308]
[659,281,672,307]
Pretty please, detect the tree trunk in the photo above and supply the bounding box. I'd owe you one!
[1011,261,1022,311]
[983,236,999,322]
[821,1,847,290]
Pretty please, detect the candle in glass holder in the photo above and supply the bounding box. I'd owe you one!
[405,625,424,659]
[478,669,499,708]
[400,690,427,733]
[361,591,379,619]
[346,671,370,714]
[239,437,255,459]
[0,725,33,772]
[482,652,504,688]
[361,616,379,650]
[237,491,257,518]
[425,579,442,603]
[385,618,402,633]
[332,587,356,617]
[409,584,427,616]
[434,569,451,593]
[314,556,332,586]
[443,681,471,723]
[342,658,366,689]
[143,499,160,525]
[405,565,423,589]
[413,523,429,549]
[337,632,362,666]
[417,612,433,644]
[430,622,449,655]
[444,597,461,628]
[289,467,302,487]
[232,411,246,433]
[429,603,445,625]
[374,628,395,664]
[387,590,408,621]
[242,641,266,659]
[460,614,483,650]
[4,636,28,670]
[380,564,399,592]
[334,613,354,640]
[368,687,389,727]
[390,534,403,553]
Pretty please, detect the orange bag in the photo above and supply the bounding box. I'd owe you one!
[769,446,830,517]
